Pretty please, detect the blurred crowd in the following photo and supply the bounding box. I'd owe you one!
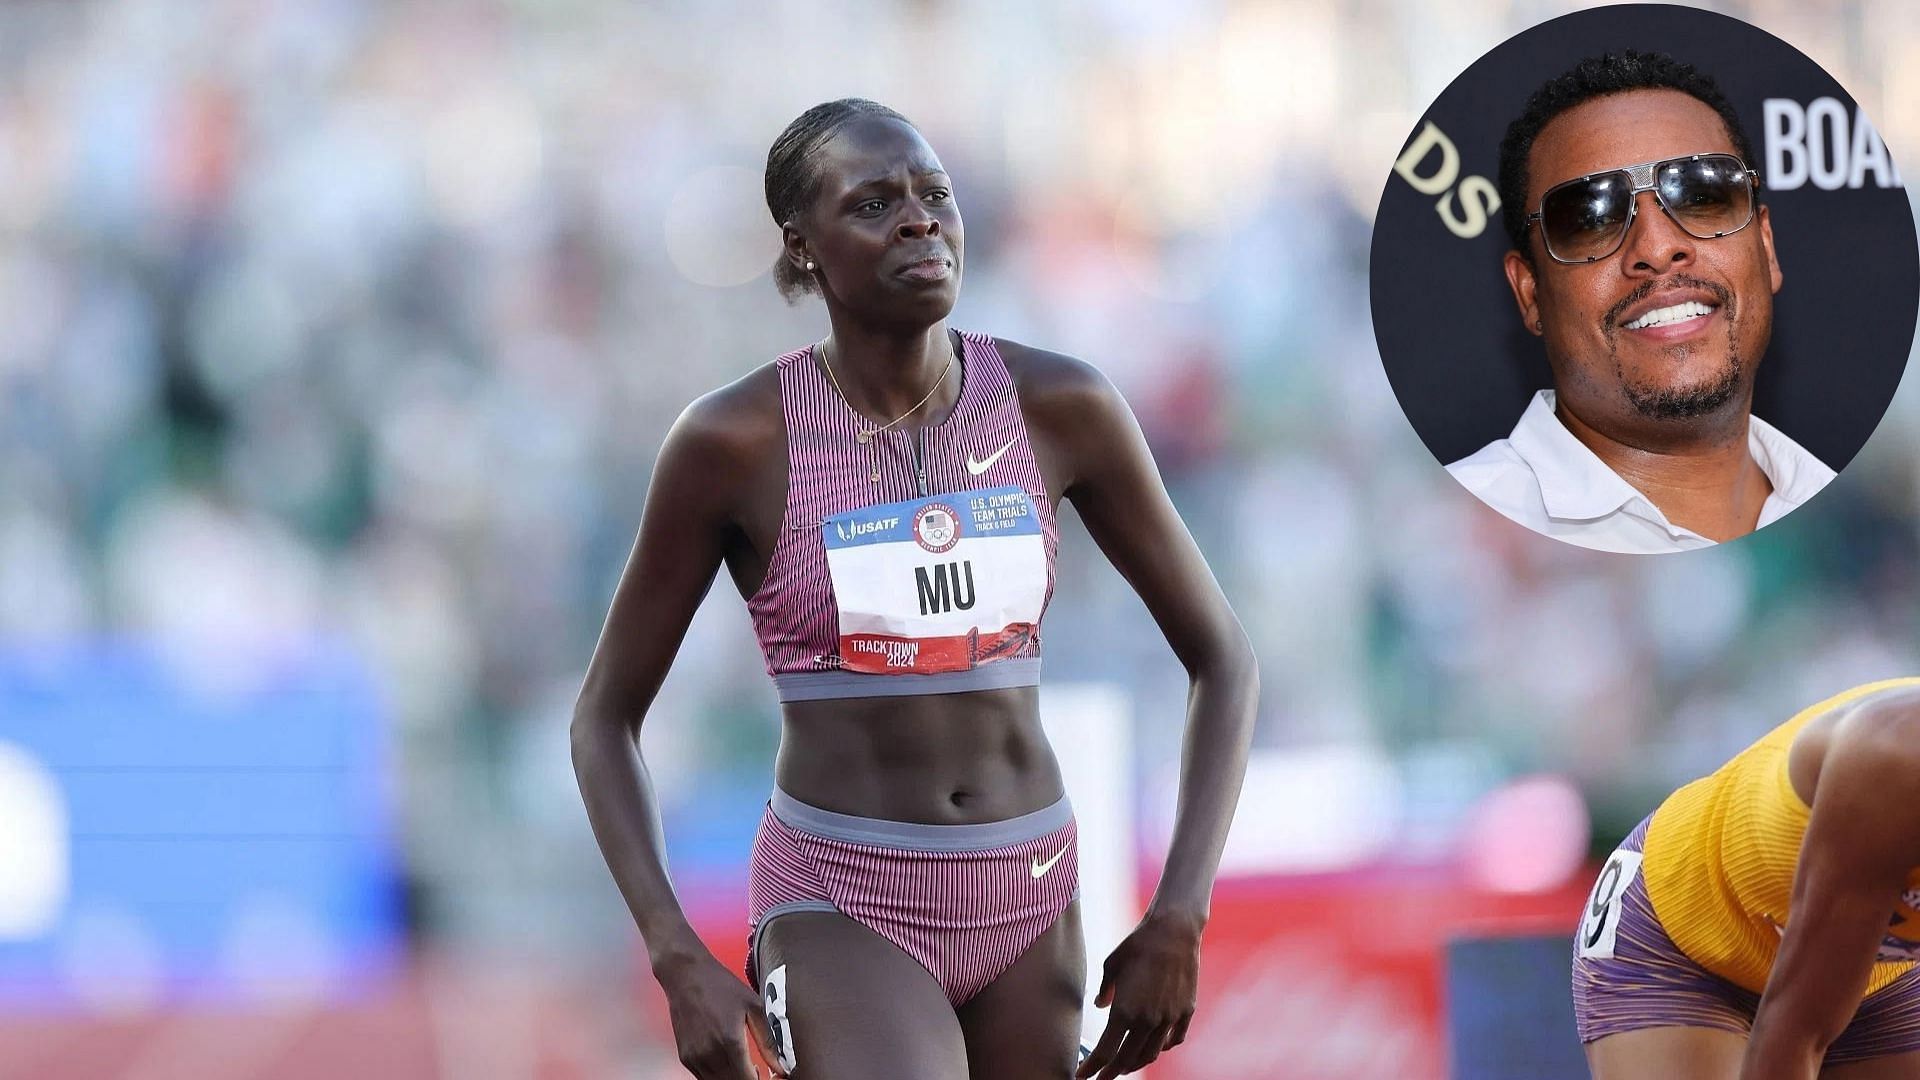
[2,0,1918,1018]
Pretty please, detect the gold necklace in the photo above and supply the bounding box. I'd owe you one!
[818,337,957,482]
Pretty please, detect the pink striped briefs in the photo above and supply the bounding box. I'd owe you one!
[747,331,1059,702]
[747,789,1078,1006]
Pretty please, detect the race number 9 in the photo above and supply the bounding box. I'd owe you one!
[762,964,798,1074]
[1576,849,1643,960]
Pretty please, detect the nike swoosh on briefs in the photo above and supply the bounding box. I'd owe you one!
[966,439,1018,476]
[1031,844,1070,878]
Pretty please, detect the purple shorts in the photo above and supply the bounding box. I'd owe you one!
[747,789,1078,1007]
[1572,817,1920,1063]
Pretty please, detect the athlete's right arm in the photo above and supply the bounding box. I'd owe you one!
[1742,700,1920,1080]
[571,388,785,1080]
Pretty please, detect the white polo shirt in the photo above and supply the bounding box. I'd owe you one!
[1445,390,1837,554]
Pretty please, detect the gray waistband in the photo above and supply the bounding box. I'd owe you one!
[769,788,1073,851]
[773,657,1041,702]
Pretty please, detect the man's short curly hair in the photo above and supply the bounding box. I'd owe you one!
[1498,50,1757,262]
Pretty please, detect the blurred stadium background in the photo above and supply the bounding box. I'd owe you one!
[1,1,1916,1076]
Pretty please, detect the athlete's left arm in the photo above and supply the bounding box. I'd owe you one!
[1013,346,1260,1080]
[1743,705,1920,1080]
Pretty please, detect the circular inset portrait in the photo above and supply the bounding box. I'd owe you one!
[1370,4,1918,555]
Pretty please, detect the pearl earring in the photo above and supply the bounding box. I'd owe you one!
[805,260,816,271]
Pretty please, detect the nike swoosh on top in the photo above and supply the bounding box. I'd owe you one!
[966,439,1018,476]
[1030,844,1070,878]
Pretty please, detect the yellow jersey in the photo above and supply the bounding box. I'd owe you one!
[1642,678,1920,996]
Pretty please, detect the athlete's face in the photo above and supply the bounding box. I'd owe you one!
[1503,90,1783,439]
[785,116,963,326]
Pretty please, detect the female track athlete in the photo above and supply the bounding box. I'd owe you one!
[572,98,1258,1080]
[1575,678,1920,1079]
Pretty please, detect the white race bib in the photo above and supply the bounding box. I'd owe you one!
[821,486,1046,675]
[761,964,796,1074]
[1576,848,1642,960]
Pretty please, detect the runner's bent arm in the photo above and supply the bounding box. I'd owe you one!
[572,382,784,1079]
[1054,368,1257,924]
[1743,706,1920,1080]
[1017,350,1259,1078]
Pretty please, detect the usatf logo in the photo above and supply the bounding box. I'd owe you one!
[835,516,898,543]
[913,503,960,553]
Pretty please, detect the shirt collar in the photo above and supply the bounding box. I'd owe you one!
[1505,389,1835,535]
[1506,390,1670,527]
[1746,413,1834,511]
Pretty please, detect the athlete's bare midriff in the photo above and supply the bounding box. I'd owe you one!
[776,686,1066,824]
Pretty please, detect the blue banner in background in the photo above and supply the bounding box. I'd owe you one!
[0,642,401,1008]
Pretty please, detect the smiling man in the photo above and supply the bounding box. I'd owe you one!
[1447,51,1836,554]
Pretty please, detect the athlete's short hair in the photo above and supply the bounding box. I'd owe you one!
[1498,51,1757,263]
[765,98,915,303]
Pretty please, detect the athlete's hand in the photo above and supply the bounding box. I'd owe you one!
[655,952,788,1080]
[1076,909,1204,1078]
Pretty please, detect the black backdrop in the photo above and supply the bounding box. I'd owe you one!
[1370,4,1918,469]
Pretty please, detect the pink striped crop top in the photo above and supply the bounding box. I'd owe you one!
[747,331,1059,702]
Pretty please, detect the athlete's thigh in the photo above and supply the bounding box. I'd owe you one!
[757,910,968,1079]
[956,899,1085,1080]
[1823,1051,1920,1078]
[1585,1026,1747,1079]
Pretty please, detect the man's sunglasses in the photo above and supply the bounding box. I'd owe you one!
[1523,153,1760,265]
